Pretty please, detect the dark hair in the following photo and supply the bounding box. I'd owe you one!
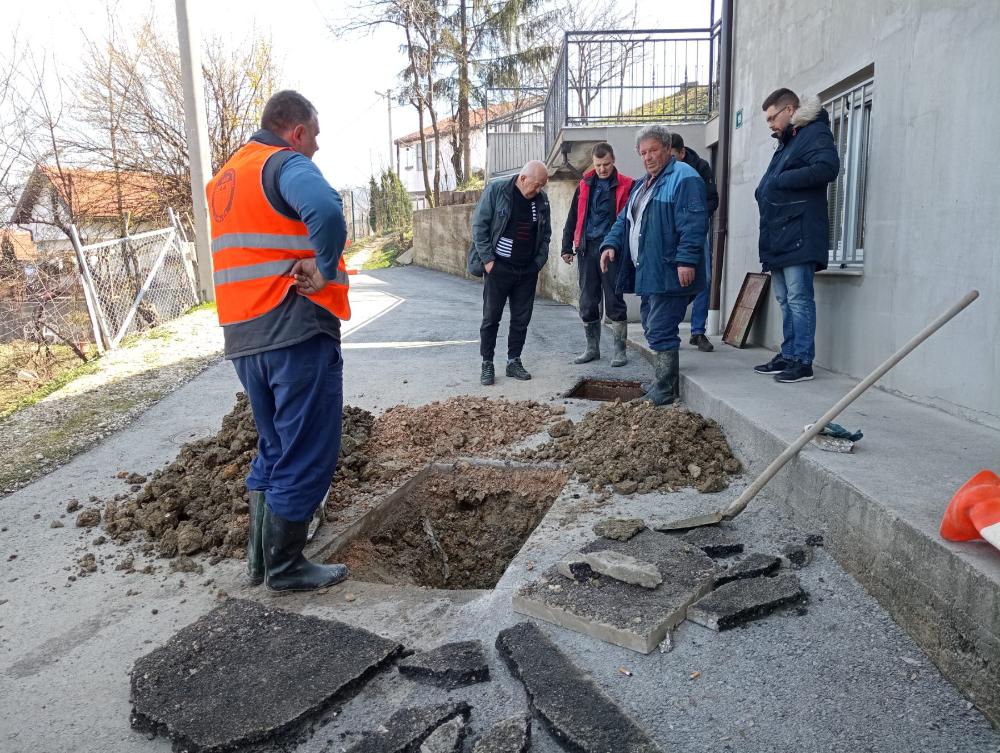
[670,133,685,150]
[761,88,799,112]
[261,90,318,133]
[592,142,615,159]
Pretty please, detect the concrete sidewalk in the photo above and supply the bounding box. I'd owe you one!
[1,265,998,753]
[629,319,1000,723]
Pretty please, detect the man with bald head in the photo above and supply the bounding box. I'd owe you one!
[468,160,552,385]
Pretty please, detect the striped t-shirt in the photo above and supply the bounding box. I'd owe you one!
[496,188,538,266]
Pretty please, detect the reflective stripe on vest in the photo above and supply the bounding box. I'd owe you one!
[205,141,350,326]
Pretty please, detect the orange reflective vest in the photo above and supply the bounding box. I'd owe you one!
[206,141,350,326]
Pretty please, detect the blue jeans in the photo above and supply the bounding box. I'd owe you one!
[770,264,816,365]
[640,294,691,352]
[232,334,343,522]
[689,234,711,335]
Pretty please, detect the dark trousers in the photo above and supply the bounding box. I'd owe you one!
[480,261,539,361]
[232,334,343,523]
[640,293,692,352]
[577,237,627,323]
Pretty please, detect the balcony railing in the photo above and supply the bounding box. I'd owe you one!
[485,91,546,178]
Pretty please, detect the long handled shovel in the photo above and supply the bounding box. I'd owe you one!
[657,290,981,531]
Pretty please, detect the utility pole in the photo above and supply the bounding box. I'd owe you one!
[374,90,395,175]
[175,0,215,302]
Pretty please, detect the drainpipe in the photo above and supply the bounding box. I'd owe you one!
[708,0,734,335]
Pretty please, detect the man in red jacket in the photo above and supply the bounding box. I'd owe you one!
[560,143,636,366]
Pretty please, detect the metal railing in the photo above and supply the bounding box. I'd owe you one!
[543,26,722,157]
[484,90,547,177]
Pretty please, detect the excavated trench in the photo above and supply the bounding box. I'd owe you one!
[330,462,568,590]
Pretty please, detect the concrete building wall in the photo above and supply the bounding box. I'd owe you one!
[724,0,1000,428]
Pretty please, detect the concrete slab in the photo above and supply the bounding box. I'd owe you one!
[716,552,782,585]
[129,599,402,752]
[513,529,716,653]
[471,714,531,753]
[398,640,490,689]
[346,702,471,753]
[592,517,646,541]
[687,573,806,631]
[419,716,467,753]
[496,621,662,753]
[676,525,745,558]
[583,550,662,589]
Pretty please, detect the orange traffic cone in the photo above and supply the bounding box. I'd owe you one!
[940,470,1000,550]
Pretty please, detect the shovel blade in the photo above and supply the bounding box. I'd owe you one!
[653,510,725,532]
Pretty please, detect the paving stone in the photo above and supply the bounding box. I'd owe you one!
[130,599,402,753]
[715,552,782,585]
[592,517,646,542]
[496,622,663,753]
[346,703,471,753]
[583,550,662,589]
[513,529,716,653]
[676,525,744,557]
[419,716,467,753]
[471,714,531,753]
[781,543,814,569]
[398,640,490,689]
[687,573,806,631]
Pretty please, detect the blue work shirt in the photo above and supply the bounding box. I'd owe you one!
[585,177,613,241]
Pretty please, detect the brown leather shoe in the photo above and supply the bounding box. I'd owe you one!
[690,333,714,352]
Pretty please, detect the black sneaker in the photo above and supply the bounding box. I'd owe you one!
[690,333,714,352]
[774,361,814,383]
[754,354,792,375]
[505,358,532,380]
[480,361,495,386]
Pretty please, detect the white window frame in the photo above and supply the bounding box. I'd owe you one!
[823,78,873,269]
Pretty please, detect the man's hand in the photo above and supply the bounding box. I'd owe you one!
[678,265,695,287]
[290,258,328,295]
[599,248,615,273]
[561,253,574,265]
[484,260,495,274]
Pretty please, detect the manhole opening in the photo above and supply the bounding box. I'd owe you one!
[565,378,646,402]
[329,463,567,590]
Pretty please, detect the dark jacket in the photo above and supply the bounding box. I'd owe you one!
[681,146,719,216]
[560,168,634,254]
[755,97,840,271]
[467,176,552,277]
[601,157,709,297]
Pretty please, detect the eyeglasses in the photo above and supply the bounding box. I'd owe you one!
[766,105,791,125]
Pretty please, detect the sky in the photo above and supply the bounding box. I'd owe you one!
[7,0,714,189]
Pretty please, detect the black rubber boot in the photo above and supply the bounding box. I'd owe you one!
[263,508,349,593]
[610,321,628,367]
[247,490,265,586]
[573,321,601,364]
[641,350,680,406]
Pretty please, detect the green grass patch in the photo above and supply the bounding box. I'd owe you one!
[0,356,101,421]
[184,301,217,315]
[362,230,413,270]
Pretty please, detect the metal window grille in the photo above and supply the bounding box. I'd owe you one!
[824,79,873,268]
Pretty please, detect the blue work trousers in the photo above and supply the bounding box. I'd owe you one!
[232,334,343,522]
[640,293,692,352]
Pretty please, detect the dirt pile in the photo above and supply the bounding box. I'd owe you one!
[337,463,568,589]
[105,395,557,560]
[104,394,375,559]
[524,401,742,494]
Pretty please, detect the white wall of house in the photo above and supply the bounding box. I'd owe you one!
[723,0,1000,428]
[397,130,487,196]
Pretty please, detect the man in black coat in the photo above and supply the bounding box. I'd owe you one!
[670,133,718,351]
[753,88,839,383]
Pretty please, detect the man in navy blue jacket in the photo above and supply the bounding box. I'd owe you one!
[753,88,840,383]
[600,125,709,405]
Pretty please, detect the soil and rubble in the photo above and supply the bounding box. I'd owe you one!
[524,400,742,494]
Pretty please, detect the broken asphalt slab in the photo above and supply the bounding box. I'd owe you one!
[592,517,646,542]
[470,714,531,753]
[676,525,744,557]
[419,715,467,753]
[496,622,663,753]
[715,552,782,585]
[514,528,716,652]
[398,640,490,689]
[345,702,471,753]
[561,550,662,589]
[129,599,403,753]
[687,572,806,631]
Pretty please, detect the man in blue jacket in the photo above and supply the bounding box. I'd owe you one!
[599,125,709,405]
[467,161,551,386]
[753,88,840,383]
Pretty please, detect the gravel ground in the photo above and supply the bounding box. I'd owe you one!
[0,309,223,496]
